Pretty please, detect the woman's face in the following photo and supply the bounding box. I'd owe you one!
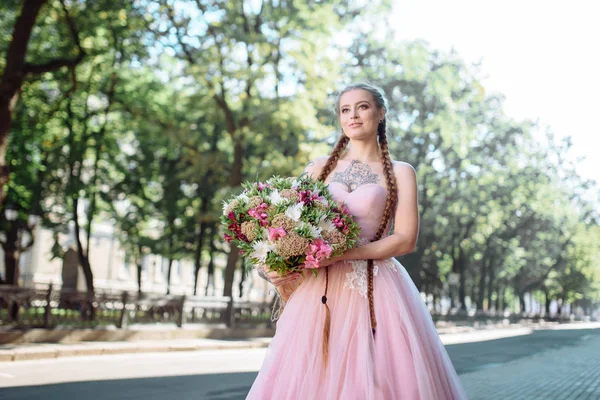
[339,89,384,140]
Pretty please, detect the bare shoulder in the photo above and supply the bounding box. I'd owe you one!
[302,156,329,179]
[391,160,417,180]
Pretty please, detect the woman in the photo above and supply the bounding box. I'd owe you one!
[246,82,468,399]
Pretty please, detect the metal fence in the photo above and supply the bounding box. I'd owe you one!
[0,284,578,330]
[0,284,274,329]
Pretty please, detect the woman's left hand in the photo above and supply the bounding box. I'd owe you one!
[319,255,342,268]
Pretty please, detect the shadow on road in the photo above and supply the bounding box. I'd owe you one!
[446,326,600,374]
[2,327,598,399]
[1,372,257,400]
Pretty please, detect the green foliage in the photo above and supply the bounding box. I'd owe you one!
[1,0,598,310]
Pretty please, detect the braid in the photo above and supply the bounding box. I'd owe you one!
[318,82,396,364]
[318,135,349,181]
[367,118,398,335]
[317,133,349,367]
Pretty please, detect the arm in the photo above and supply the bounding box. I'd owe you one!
[335,162,419,261]
[300,156,328,181]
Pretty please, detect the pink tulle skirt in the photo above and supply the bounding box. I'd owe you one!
[246,258,468,400]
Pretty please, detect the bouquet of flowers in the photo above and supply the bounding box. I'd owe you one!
[221,174,360,276]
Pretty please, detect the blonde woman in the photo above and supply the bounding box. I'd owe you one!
[248,83,467,400]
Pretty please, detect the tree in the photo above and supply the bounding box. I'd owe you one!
[0,0,84,206]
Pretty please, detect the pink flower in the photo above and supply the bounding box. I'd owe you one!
[257,182,267,191]
[299,189,320,205]
[304,254,320,269]
[224,233,233,243]
[248,203,269,227]
[332,215,344,228]
[310,238,332,260]
[303,239,332,269]
[227,212,237,222]
[268,227,287,242]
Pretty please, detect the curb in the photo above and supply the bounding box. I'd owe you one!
[0,339,272,363]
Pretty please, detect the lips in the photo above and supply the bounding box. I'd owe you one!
[348,123,362,128]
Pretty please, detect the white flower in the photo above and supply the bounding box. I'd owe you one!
[301,222,322,239]
[238,193,249,202]
[262,227,270,241]
[285,203,304,221]
[250,240,276,263]
[222,201,230,215]
[318,215,336,232]
[268,189,286,205]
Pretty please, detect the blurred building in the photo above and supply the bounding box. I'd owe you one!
[0,220,270,302]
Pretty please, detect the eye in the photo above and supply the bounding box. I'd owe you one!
[341,108,349,113]
[359,104,368,109]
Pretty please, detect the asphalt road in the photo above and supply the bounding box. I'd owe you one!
[1,326,599,400]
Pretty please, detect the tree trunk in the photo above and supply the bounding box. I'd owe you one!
[476,260,487,311]
[458,249,467,311]
[223,141,244,300]
[136,262,142,296]
[0,0,47,205]
[487,261,495,311]
[205,224,217,296]
[544,289,550,315]
[72,196,95,295]
[4,249,19,286]
[166,258,173,295]
[193,221,206,296]
[3,222,20,285]
[238,258,246,298]
[519,292,526,313]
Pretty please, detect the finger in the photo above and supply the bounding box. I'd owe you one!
[272,277,299,286]
[271,274,301,286]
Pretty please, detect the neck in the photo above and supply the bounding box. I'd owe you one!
[343,137,380,163]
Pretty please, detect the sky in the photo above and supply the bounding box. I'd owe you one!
[391,0,600,185]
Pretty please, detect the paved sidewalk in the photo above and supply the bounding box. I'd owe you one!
[4,322,596,363]
[461,332,600,400]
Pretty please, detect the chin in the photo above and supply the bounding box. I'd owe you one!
[344,129,377,141]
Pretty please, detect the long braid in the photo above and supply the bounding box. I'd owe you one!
[367,118,398,336]
[316,134,349,366]
[317,82,397,366]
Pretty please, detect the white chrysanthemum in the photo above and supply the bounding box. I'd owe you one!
[285,203,304,221]
[268,189,286,205]
[302,222,322,239]
[262,227,270,241]
[318,217,336,233]
[238,193,249,202]
[251,240,275,263]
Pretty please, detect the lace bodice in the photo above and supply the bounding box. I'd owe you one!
[327,160,398,298]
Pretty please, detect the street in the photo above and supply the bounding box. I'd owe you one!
[1,326,599,400]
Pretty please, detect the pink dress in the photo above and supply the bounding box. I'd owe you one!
[246,182,468,400]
